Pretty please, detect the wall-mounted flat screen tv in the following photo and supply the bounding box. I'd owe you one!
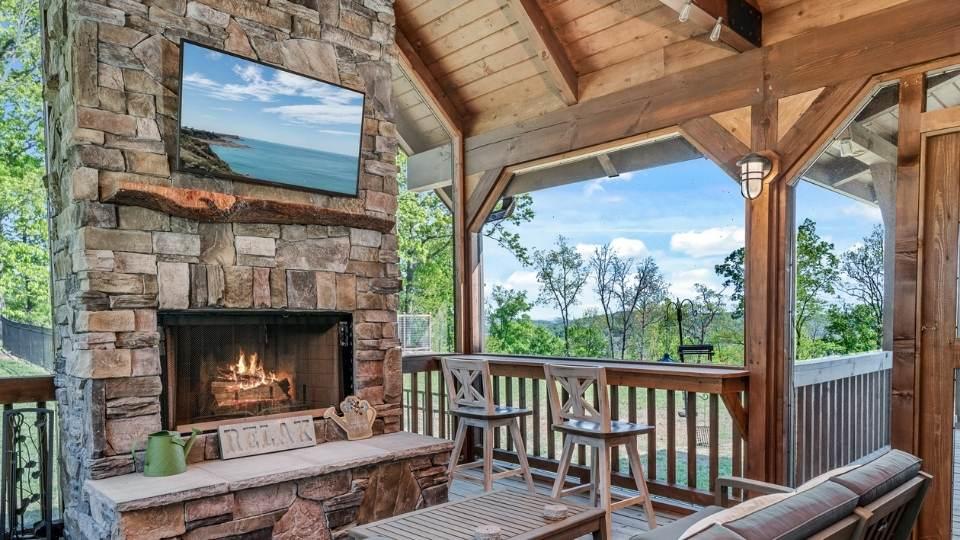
[177,41,365,196]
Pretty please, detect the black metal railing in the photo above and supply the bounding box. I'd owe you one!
[0,318,53,371]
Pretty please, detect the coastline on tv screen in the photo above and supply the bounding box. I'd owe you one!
[176,41,365,197]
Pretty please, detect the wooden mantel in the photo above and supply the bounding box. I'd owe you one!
[100,179,395,233]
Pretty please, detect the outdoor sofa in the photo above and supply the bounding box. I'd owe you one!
[630,449,930,540]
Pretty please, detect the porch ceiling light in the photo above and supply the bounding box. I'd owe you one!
[736,152,772,200]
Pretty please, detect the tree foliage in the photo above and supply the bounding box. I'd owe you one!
[0,0,49,325]
[795,218,840,357]
[590,246,667,359]
[841,225,884,347]
[532,236,589,355]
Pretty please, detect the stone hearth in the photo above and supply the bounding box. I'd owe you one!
[41,0,405,536]
[86,433,452,539]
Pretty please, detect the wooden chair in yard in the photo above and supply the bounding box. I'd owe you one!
[440,357,535,493]
[544,364,658,536]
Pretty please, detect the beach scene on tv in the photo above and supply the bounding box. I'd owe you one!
[177,42,364,195]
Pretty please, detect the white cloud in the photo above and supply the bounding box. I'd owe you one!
[575,238,648,259]
[841,203,882,223]
[668,268,714,299]
[504,271,539,291]
[261,104,364,127]
[584,180,605,196]
[670,226,745,258]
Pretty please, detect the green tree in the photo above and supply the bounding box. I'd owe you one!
[485,285,562,356]
[532,236,589,355]
[715,247,745,318]
[841,225,884,348]
[823,303,880,354]
[795,218,840,358]
[0,0,49,325]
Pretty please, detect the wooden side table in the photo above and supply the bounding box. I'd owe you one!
[348,489,608,539]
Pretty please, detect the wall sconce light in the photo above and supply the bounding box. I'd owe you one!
[737,152,774,200]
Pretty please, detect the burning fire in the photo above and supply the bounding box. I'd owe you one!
[219,350,280,391]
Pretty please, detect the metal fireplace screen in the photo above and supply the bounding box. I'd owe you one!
[159,312,353,430]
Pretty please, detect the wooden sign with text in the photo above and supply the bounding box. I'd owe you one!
[218,415,317,459]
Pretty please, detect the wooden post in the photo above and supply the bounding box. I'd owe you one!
[891,74,924,455]
[744,70,790,484]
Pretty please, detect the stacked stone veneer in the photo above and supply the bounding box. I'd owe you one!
[41,0,403,536]
[91,450,450,539]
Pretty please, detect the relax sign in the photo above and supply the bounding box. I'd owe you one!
[217,415,317,459]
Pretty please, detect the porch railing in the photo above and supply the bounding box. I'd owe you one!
[401,354,749,510]
[792,351,892,485]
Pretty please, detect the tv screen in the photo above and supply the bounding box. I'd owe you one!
[177,41,365,196]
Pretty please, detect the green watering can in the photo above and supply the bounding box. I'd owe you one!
[132,429,201,477]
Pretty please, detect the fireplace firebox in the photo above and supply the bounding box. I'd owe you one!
[159,311,353,431]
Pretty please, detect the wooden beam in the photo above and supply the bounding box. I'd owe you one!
[766,0,960,97]
[596,154,618,177]
[659,0,760,52]
[466,167,510,232]
[846,122,898,163]
[777,77,876,184]
[396,30,462,137]
[507,0,578,105]
[679,116,750,178]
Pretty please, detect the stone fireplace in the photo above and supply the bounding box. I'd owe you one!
[159,311,354,430]
[40,0,427,537]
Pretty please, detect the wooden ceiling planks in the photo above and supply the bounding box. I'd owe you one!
[394,0,741,138]
[763,0,912,45]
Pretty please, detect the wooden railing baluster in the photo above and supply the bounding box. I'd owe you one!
[611,385,620,473]
[424,370,434,437]
[493,376,502,449]
[709,394,719,493]
[646,388,656,481]
[667,390,676,485]
[686,391,696,489]
[532,380,542,457]
[506,377,514,452]
[410,372,419,434]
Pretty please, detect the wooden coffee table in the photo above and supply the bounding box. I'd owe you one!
[348,489,607,539]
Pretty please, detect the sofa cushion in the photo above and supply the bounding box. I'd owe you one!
[628,506,727,540]
[721,482,859,540]
[796,463,861,491]
[686,525,745,539]
[828,449,921,506]
[680,493,792,539]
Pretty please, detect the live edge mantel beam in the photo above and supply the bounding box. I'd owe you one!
[101,180,396,233]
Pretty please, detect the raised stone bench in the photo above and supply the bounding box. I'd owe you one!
[85,432,453,539]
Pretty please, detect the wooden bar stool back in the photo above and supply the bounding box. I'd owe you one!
[441,357,535,493]
[544,364,657,534]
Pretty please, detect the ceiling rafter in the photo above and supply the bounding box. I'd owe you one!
[506,0,579,105]
[395,29,463,137]
[658,0,760,52]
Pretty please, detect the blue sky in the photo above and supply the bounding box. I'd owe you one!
[482,157,881,320]
[180,43,364,156]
